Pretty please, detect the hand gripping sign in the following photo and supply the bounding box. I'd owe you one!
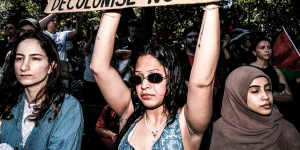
[45,0,221,13]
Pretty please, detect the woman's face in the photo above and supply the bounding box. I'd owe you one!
[134,55,168,109]
[247,77,273,115]
[14,38,52,88]
[254,40,272,61]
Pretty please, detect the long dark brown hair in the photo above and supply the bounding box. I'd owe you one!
[114,40,187,148]
[0,31,66,124]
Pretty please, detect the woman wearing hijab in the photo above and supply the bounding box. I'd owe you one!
[210,66,300,150]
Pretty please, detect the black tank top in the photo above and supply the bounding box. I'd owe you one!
[249,65,284,92]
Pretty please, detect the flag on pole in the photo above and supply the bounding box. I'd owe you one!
[271,27,300,71]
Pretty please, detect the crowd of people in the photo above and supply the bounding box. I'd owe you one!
[0,2,300,150]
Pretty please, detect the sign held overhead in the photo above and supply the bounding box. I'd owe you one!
[45,0,221,13]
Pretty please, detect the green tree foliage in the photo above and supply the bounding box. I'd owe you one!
[0,0,299,41]
[228,0,299,38]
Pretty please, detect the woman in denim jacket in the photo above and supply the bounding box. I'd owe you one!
[0,31,84,150]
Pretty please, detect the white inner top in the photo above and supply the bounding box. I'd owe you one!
[21,100,36,146]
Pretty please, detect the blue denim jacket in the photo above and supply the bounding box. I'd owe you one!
[0,93,84,150]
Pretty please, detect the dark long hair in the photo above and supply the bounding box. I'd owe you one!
[115,40,187,148]
[0,31,66,124]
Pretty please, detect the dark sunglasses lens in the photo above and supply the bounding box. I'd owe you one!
[148,73,163,83]
[130,76,142,85]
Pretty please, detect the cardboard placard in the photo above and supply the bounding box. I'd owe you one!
[45,0,221,13]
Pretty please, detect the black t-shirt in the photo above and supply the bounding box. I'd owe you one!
[250,65,284,92]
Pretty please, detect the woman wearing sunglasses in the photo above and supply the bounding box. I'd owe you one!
[90,3,220,150]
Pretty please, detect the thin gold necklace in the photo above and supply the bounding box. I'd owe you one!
[144,114,166,139]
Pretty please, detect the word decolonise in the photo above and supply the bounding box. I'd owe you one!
[46,0,219,13]
[51,0,172,11]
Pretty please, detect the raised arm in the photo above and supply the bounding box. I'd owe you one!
[90,12,133,116]
[185,3,220,134]
[39,14,56,30]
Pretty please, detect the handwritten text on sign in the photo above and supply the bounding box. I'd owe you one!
[45,0,220,13]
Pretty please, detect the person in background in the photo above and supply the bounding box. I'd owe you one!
[183,25,199,67]
[41,14,78,90]
[249,34,293,102]
[118,19,144,51]
[210,66,300,150]
[4,21,18,48]
[0,31,84,150]
[0,19,17,67]
[90,2,220,149]
[0,20,18,85]
[95,104,120,150]
[116,19,144,84]
[18,18,41,35]
[176,25,199,82]
[41,14,78,61]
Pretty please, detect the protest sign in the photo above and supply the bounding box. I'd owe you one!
[45,0,220,13]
